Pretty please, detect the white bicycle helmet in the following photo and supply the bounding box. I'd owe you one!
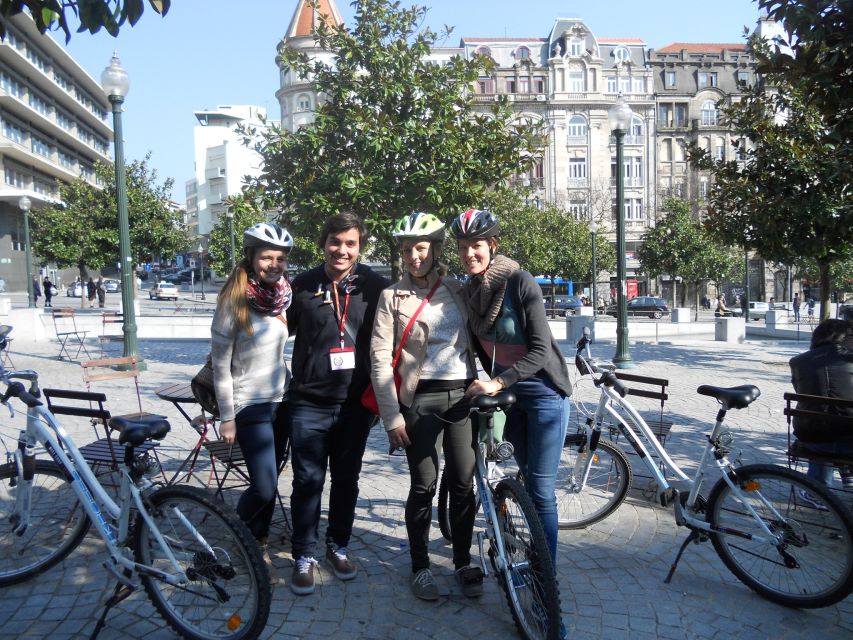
[243,223,293,252]
[392,212,445,241]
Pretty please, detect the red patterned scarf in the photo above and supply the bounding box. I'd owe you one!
[246,277,292,316]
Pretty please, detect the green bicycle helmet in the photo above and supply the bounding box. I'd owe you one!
[392,212,446,242]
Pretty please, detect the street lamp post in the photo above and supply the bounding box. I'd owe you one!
[101,53,142,367]
[197,243,205,300]
[19,196,34,308]
[609,95,635,369]
[226,208,236,271]
[590,218,598,315]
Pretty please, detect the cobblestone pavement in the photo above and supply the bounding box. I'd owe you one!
[0,330,850,639]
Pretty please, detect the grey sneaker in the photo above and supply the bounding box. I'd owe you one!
[291,556,317,595]
[410,568,440,601]
[326,543,357,581]
[455,565,484,598]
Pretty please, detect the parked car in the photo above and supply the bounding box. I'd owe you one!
[544,295,585,318]
[163,269,193,284]
[149,282,179,301]
[605,296,671,319]
[102,278,120,293]
[728,301,769,320]
[66,282,83,297]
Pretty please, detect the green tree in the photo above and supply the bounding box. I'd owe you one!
[636,198,741,317]
[0,0,169,42]
[32,155,186,279]
[688,74,850,320]
[247,0,540,280]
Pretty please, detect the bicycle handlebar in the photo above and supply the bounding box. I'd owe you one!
[0,381,42,408]
[574,328,628,398]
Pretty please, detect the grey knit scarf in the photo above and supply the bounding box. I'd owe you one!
[464,254,520,336]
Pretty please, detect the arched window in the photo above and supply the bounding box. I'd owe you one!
[567,114,587,138]
[515,46,530,61]
[701,100,718,126]
[475,46,492,59]
[631,115,643,138]
[297,94,312,112]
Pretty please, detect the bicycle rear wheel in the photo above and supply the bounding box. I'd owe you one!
[134,485,271,640]
[0,460,90,586]
[707,463,853,608]
[493,478,561,640]
[557,436,632,529]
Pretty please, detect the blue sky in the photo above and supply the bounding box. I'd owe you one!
[59,0,762,204]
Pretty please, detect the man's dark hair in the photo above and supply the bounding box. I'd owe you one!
[810,318,852,349]
[318,212,368,250]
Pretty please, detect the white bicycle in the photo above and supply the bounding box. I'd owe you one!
[0,358,270,639]
[558,327,853,608]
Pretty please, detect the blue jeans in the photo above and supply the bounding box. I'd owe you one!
[503,376,569,565]
[797,441,853,485]
[289,398,373,559]
[234,402,289,540]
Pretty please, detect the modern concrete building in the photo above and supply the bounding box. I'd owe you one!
[0,13,112,290]
[185,104,271,244]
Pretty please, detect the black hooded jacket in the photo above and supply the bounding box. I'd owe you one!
[789,344,853,443]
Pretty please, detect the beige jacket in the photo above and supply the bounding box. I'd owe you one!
[369,270,476,432]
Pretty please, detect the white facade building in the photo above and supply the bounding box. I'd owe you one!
[0,13,112,289]
[186,104,270,240]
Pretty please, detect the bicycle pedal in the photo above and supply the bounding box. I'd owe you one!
[661,487,678,508]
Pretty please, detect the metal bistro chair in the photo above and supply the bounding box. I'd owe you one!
[0,325,14,368]
[51,308,91,361]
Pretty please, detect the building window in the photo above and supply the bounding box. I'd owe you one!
[31,134,52,158]
[3,120,26,144]
[568,200,588,219]
[567,115,587,138]
[631,77,646,94]
[568,72,584,93]
[619,76,631,94]
[26,46,49,72]
[626,199,644,220]
[657,104,672,127]
[475,46,492,59]
[698,71,718,88]
[533,76,545,93]
[674,104,688,127]
[28,91,51,116]
[515,46,530,61]
[699,180,709,198]
[0,71,25,98]
[665,70,676,88]
[506,78,516,93]
[568,158,587,179]
[737,71,750,86]
[569,38,583,56]
[58,150,75,168]
[56,110,74,131]
[53,71,72,92]
[631,116,643,138]
[80,163,94,180]
[477,77,494,94]
[518,77,530,93]
[701,100,718,126]
[296,94,312,111]
[715,140,725,160]
[4,167,25,188]
[606,76,617,93]
[33,178,56,196]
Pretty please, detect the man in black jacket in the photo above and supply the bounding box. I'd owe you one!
[789,319,853,486]
[286,212,389,595]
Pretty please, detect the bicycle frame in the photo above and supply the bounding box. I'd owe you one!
[8,396,189,585]
[472,419,511,578]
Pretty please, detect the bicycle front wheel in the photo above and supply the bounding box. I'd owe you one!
[494,478,561,640]
[0,460,90,586]
[707,464,853,608]
[134,485,271,640]
[557,437,632,529]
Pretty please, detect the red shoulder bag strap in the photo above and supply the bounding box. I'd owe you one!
[390,278,442,369]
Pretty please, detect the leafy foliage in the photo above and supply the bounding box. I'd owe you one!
[246,0,540,279]
[636,198,741,312]
[31,155,186,278]
[0,0,169,42]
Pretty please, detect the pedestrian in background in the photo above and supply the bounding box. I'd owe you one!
[211,222,294,581]
[793,292,801,322]
[370,213,481,601]
[96,278,106,308]
[32,276,41,306]
[43,276,54,308]
[86,277,96,308]
[286,212,389,596]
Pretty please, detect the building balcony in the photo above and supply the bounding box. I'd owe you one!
[610,176,644,188]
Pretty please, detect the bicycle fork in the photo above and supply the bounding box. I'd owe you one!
[8,435,37,536]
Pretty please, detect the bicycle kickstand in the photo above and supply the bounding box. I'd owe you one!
[664,530,699,584]
[89,575,136,640]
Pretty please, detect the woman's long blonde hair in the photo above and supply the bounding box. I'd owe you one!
[217,255,254,336]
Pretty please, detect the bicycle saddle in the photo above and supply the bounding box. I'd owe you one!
[697,384,761,410]
[471,391,517,411]
[0,325,12,340]
[114,415,171,446]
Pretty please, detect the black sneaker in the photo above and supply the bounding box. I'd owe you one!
[410,568,440,601]
[325,543,357,581]
[454,565,484,597]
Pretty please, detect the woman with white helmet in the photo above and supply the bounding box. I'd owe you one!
[210,221,294,582]
[369,212,482,601]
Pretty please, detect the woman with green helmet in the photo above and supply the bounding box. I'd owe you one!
[369,212,483,601]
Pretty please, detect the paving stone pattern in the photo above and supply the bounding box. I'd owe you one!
[0,332,850,639]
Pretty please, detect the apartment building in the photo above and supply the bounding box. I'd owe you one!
[0,13,112,289]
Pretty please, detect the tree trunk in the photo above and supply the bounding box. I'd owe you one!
[78,263,89,309]
[818,258,831,321]
[694,280,701,321]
